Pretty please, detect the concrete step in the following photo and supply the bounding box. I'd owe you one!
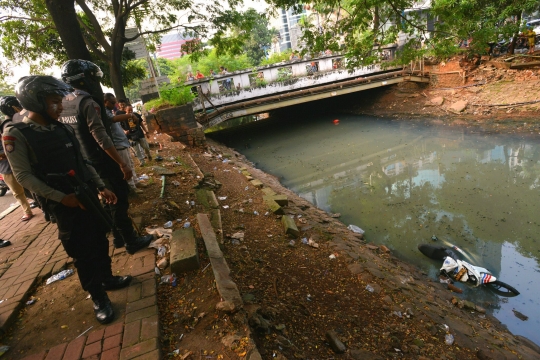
[281,215,300,237]
[263,196,284,215]
[170,228,200,274]
[197,214,242,309]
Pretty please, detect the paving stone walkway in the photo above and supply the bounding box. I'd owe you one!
[0,208,160,360]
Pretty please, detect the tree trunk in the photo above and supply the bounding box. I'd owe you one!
[45,0,108,120]
[44,0,92,60]
[508,13,522,55]
[110,38,127,100]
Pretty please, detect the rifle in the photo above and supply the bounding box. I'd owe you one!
[46,170,114,231]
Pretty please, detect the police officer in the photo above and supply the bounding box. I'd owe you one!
[4,75,132,324]
[59,59,152,252]
[0,96,34,221]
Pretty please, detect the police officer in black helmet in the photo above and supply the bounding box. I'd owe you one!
[59,59,152,253]
[3,75,132,324]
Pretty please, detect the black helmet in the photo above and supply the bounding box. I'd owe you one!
[61,59,103,88]
[15,76,73,113]
[0,96,21,117]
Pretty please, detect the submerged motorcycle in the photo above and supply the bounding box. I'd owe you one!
[418,243,520,297]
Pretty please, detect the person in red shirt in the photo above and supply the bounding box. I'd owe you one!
[195,70,205,79]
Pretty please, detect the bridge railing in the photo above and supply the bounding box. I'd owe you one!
[184,47,395,102]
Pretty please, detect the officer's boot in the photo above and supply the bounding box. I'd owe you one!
[91,290,114,324]
[103,275,133,291]
[124,230,153,255]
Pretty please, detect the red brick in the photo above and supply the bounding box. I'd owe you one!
[126,284,141,303]
[140,280,155,298]
[124,306,158,324]
[44,342,67,360]
[130,264,154,277]
[122,319,141,347]
[119,338,158,360]
[129,349,160,360]
[101,346,120,360]
[81,341,101,358]
[103,333,122,351]
[15,278,36,297]
[62,336,86,360]
[140,315,159,341]
[104,322,124,338]
[20,351,46,360]
[86,328,105,345]
[126,296,156,314]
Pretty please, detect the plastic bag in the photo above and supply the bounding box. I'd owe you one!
[163,221,173,229]
[347,224,365,234]
[160,273,177,286]
[46,269,74,285]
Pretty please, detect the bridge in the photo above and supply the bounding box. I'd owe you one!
[182,52,429,129]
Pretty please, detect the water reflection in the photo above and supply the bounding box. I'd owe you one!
[210,115,540,345]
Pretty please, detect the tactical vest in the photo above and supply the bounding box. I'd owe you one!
[59,93,112,163]
[12,121,93,194]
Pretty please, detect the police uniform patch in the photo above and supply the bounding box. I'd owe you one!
[5,143,14,153]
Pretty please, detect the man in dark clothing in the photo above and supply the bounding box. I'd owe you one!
[4,75,132,324]
[59,59,152,252]
[122,105,152,166]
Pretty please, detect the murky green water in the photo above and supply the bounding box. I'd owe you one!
[210,114,540,345]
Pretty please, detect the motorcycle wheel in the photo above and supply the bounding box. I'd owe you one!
[0,188,7,197]
[487,280,520,297]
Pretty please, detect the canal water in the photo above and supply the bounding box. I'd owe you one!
[209,113,540,345]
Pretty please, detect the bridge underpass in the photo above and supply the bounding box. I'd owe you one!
[196,69,429,129]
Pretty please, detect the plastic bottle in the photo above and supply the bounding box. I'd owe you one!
[46,269,74,285]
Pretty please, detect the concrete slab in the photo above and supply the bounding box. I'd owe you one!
[281,215,300,237]
[170,228,200,274]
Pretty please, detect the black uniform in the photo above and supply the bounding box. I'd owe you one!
[5,120,111,296]
[59,91,135,245]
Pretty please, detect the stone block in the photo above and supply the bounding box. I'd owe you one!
[263,197,284,215]
[429,96,444,106]
[170,228,200,273]
[449,100,468,113]
[271,194,288,206]
[281,215,300,237]
[250,179,263,189]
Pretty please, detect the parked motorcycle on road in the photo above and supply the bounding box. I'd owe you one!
[418,242,520,297]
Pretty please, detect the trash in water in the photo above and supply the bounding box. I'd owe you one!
[46,269,74,285]
[163,221,173,228]
[329,254,336,259]
[218,196,227,201]
[431,235,439,241]
[512,309,529,321]
[445,334,454,345]
[139,174,149,180]
[366,284,375,292]
[160,273,177,286]
[331,213,341,218]
[347,224,365,234]
[222,205,229,209]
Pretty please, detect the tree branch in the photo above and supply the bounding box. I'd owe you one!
[124,23,195,42]
[74,0,111,53]
[81,35,109,62]
[0,15,52,22]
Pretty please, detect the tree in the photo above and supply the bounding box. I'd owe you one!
[0,79,15,96]
[0,0,255,98]
[232,9,279,65]
[266,0,540,67]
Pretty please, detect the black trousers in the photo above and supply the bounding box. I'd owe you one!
[53,204,112,296]
[92,156,135,243]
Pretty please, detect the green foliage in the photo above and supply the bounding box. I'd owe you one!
[144,84,195,110]
[96,49,146,89]
[260,50,293,65]
[0,79,15,96]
